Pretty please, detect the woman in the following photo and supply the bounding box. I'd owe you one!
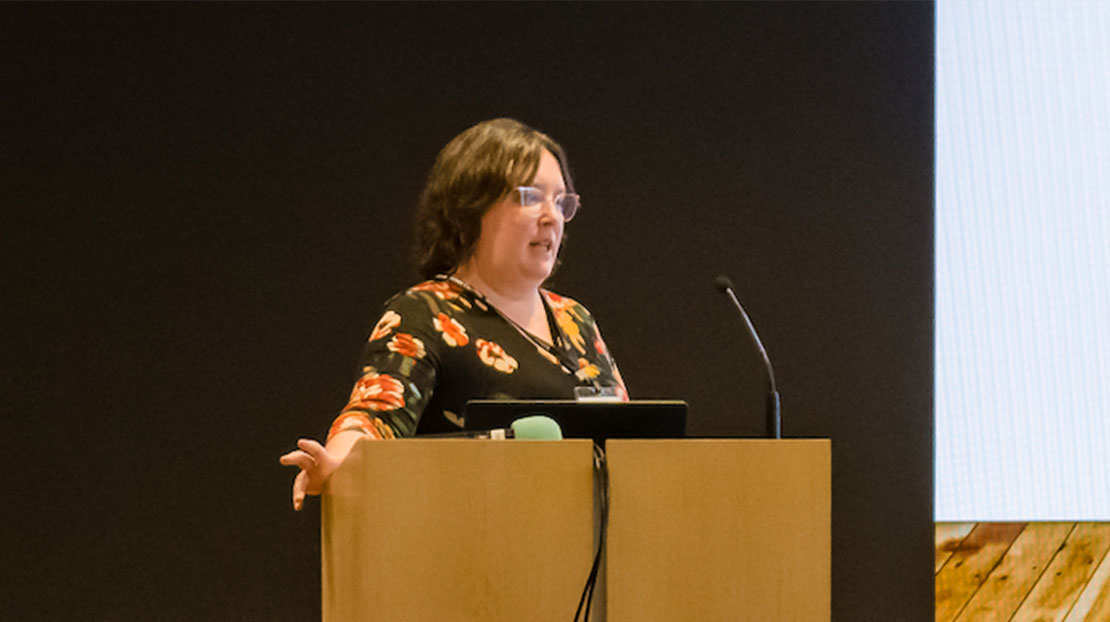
[280,118,628,510]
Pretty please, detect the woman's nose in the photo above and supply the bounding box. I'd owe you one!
[538,196,564,221]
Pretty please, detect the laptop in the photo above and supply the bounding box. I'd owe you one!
[463,399,687,444]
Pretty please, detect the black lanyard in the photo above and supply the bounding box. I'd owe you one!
[442,275,594,385]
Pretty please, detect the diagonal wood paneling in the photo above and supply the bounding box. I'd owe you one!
[937,523,1110,622]
[937,523,976,573]
[1012,524,1110,622]
[955,523,1074,622]
[1064,541,1110,622]
[937,523,1027,622]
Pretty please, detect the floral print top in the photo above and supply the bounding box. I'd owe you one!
[327,276,629,440]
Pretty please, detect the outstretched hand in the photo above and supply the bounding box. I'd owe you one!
[279,438,342,511]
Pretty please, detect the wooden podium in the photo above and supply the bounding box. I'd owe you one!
[322,438,830,622]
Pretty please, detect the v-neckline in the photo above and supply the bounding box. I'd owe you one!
[444,274,568,357]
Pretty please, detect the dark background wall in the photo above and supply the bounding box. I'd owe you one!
[3,3,933,620]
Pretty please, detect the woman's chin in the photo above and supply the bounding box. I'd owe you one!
[521,263,555,285]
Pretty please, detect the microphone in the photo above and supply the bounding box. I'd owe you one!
[508,415,564,439]
[713,276,782,439]
[420,415,564,440]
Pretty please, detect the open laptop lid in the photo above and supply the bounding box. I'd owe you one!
[463,399,687,444]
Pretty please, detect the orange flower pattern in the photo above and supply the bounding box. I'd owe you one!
[434,313,469,347]
[328,278,627,438]
[409,280,470,307]
[328,411,397,441]
[577,358,601,380]
[476,338,518,374]
[546,291,587,354]
[387,333,426,359]
[408,280,458,298]
[594,335,608,357]
[369,310,401,342]
[346,369,406,412]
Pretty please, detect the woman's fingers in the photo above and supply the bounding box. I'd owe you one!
[281,438,340,510]
[292,469,307,511]
[281,445,318,511]
[295,439,339,481]
[295,438,328,461]
[281,442,321,510]
[279,449,316,470]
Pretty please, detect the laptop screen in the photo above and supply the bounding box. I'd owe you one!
[463,399,687,444]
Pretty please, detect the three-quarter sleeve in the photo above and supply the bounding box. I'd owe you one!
[327,291,442,441]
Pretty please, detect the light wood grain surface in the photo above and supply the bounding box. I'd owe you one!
[323,439,596,622]
[937,523,1110,622]
[607,439,831,622]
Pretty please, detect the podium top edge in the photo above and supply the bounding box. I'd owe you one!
[606,438,832,445]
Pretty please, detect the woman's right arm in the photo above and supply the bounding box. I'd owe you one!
[279,290,441,510]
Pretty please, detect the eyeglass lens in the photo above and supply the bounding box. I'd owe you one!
[516,187,579,221]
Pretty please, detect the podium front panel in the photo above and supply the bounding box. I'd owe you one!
[606,439,831,622]
[322,439,596,622]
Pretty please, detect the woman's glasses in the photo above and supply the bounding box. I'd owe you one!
[513,186,580,222]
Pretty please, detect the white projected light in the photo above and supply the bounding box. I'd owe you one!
[936,2,1110,520]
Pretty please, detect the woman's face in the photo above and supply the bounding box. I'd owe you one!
[467,149,567,290]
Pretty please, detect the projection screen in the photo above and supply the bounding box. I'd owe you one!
[935,1,1110,520]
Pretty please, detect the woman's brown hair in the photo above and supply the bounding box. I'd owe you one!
[413,118,574,279]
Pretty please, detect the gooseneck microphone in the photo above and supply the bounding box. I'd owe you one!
[713,275,782,439]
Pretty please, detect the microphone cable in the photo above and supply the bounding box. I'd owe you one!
[573,443,609,622]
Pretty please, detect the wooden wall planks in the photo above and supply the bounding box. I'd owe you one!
[1012,524,1110,622]
[936,523,1110,622]
[957,523,1073,622]
[937,523,976,573]
[1065,542,1110,622]
[937,523,1027,622]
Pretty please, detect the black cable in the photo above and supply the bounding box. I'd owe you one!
[585,446,609,620]
[574,444,609,622]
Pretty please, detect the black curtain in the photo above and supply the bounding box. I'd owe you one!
[3,3,933,620]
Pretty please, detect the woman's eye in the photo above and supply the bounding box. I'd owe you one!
[522,188,544,206]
